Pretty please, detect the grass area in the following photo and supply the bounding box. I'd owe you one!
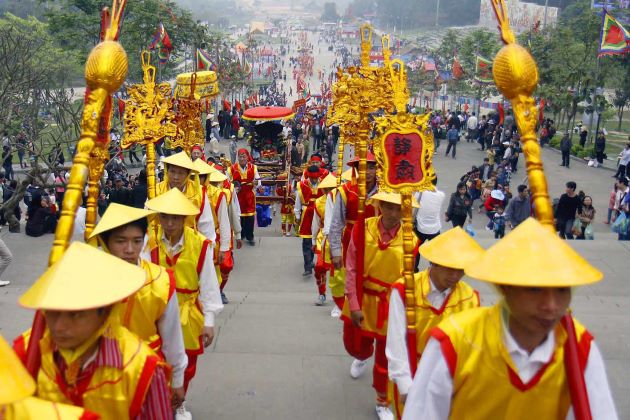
[600,111,630,157]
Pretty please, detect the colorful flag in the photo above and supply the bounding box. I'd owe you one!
[538,99,546,123]
[474,55,493,84]
[149,23,173,64]
[196,48,216,71]
[598,10,630,57]
[498,103,505,125]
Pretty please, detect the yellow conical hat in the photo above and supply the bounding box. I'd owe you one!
[209,170,228,183]
[193,158,216,175]
[146,187,200,216]
[341,168,353,182]
[367,191,420,208]
[162,151,196,171]
[465,218,603,287]
[19,242,145,311]
[419,226,484,269]
[0,334,35,404]
[318,173,338,190]
[89,203,154,239]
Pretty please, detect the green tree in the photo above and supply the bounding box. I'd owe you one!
[43,0,210,82]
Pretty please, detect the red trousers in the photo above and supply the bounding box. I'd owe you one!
[342,322,389,395]
[183,351,198,393]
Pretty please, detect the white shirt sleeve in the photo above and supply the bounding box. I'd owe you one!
[198,246,224,327]
[157,293,188,388]
[311,211,321,246]
[402,337,453,420]
[322,192,335,236]
[294,187,303,220]
[217,196,231,251]
[566,341,618,420]
[229,195,242,239]
[254,166,261,187]
[197,194,217,244]
[386,289,413,395]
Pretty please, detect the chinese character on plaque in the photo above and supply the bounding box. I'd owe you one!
[382,130,424,187]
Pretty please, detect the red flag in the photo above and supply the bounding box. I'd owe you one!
[235,100,242,111]
[117,98,125,119]
[453,57,464,79]
[223,100,231,111]
[498,103,505,125]
[538,99,546,123]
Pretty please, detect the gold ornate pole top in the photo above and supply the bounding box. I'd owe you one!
[360,23,373,68]
[389,59,409,113]
[489,0,553,229]
[381,35,391,68]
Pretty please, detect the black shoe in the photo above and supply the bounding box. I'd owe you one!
[302,270,312,276]
[248,240,256,246]
[221,292,229,304]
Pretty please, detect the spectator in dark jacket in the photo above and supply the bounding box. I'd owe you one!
[595,131,606,166]
[445,181,472,228]
[555,181,582,239]
[108,175,131,206]
[25,192,57,237]
[560,132,572,168]
[131,169,148,208]
[505,184,531,228]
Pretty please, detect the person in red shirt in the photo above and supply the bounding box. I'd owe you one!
[230,112,240,138]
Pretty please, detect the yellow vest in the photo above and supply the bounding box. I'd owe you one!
[342,216,407,338]
[34,325,165,420]
[150,226,210,353]
[118,260,174,353]
[433,304,592,420]
[392,269,479,357]
[156,179,202,230]
[6,396,94,420]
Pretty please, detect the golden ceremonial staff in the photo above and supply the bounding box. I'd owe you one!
[488,1,590,418]
[121,50,177,199]
[25,0,129,375]
[373,58,436,377]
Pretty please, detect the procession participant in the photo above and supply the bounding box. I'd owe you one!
[190,144,205,162]
[311,173,338,305]
[208,168,241,304]
[341,192,419,420]
[142,188,223,416]
[230,148,261,246]
[14,242,172,418]
[326,168,355,317]
[193,159,231,269]
[386,227,483,414]
[89,203,187,408]
[1,334,98,419]
[156,151,216,243]
[295,165,325,276]
[403,218,618,420]
[301,154,329,181]
[275,172,296,237]
[328,152,379,271]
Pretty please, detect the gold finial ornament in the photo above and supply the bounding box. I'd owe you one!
[489,0,553,229]
[85,41,128,93]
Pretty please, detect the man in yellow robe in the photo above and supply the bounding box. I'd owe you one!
[13,242,172,419]
[386,226,483,415]
[403,218,618,420]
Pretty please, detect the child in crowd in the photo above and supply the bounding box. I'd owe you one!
[604,182,617,224]
[493,206,506,238]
